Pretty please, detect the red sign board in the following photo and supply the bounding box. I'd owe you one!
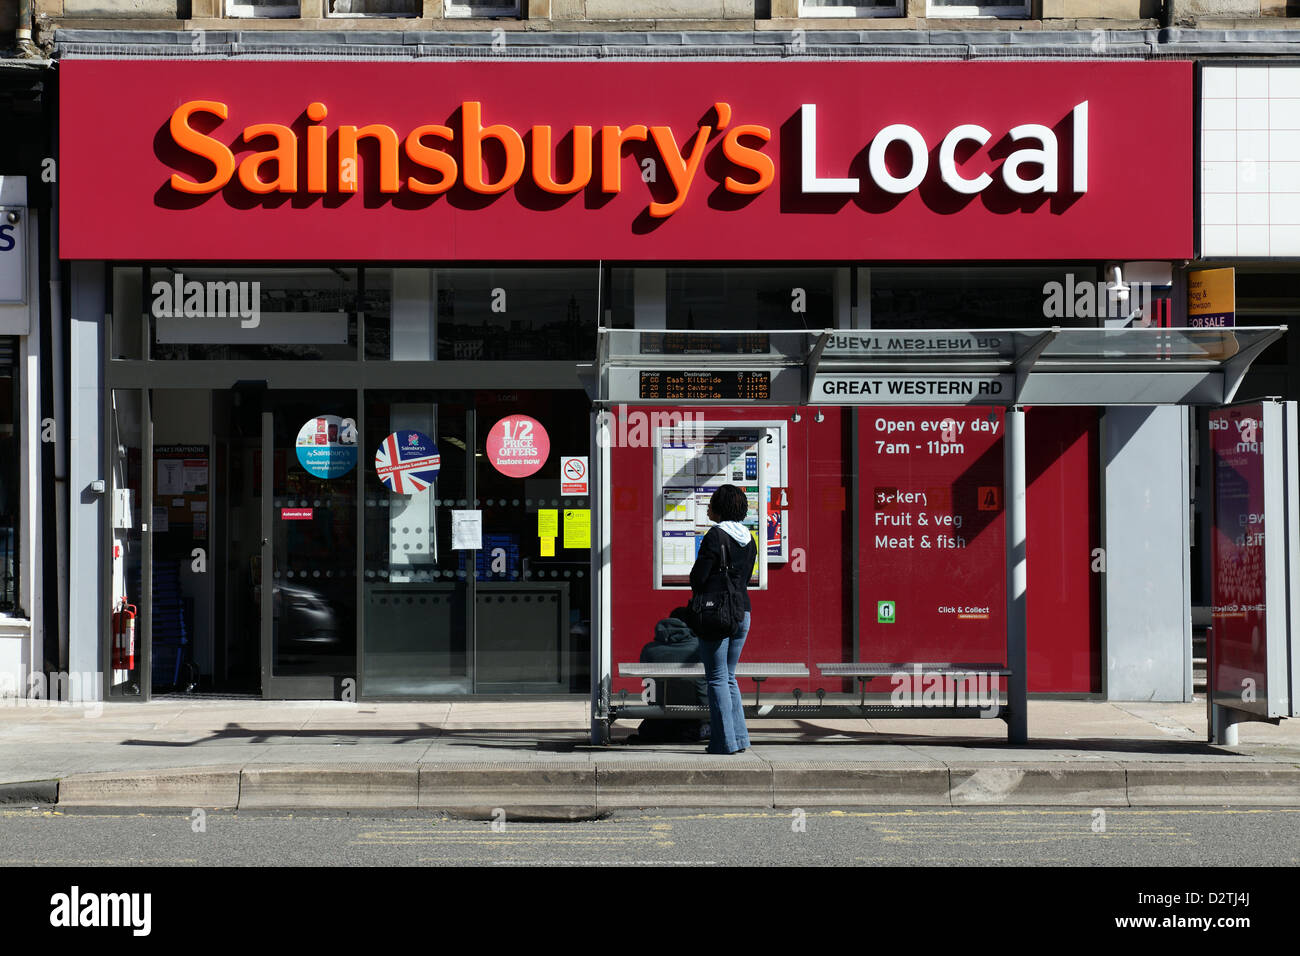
[858,407,1006,666]
[280,508,314,520]
[59,60,1192,262]
[1210,405,1269,713]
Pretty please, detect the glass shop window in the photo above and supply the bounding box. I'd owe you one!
[869,266,1102,330]
[610,267,838,330]
[364,267,598,361]
[147,267,359,361]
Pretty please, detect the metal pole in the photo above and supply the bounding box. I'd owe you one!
[1005,405,1029,743]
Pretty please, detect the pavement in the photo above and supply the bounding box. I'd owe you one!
[0,696,1298,812]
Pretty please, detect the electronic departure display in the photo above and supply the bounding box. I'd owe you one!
[639,332,772,355]
[639,370,772,401]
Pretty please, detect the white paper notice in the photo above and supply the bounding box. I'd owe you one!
[183,463,209,491]
[156,460,184,495]
[451,510,482,550]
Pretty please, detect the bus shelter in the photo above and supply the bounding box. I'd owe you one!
[589,326,1297,745]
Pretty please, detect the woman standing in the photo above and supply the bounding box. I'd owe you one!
[689,484,758,755]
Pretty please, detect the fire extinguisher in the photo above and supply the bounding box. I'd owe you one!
[112,599,137,671]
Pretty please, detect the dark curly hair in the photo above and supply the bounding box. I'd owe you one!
[709,484,748,523]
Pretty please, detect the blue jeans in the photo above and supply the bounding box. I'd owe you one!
[697,611,751,753]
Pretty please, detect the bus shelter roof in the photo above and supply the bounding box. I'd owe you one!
[597,326,1288,407]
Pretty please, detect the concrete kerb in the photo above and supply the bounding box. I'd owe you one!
[239,765,418,809]
[771,763,951,807]
[948,764,1130,806]
[58,767,242,809]
[1124,763,1300,806]
[40,760,1300,810]
[418,763,597,812]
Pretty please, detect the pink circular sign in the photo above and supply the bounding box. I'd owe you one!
[486,415,550,478]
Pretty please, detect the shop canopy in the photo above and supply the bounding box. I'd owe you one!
[597,326,1287,408]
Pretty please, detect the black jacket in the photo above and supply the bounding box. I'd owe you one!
[689,525,757,614]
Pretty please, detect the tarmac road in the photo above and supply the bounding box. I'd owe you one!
[2,806,1298,867]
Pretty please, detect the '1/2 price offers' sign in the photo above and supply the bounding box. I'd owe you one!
[486,414,550,479]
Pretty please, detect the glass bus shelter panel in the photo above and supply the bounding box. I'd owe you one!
[1208,401,1297,721]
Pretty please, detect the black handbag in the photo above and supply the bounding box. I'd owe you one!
[688,530,746,640]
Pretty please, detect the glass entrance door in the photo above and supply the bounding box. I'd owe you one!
[260,392,359,699]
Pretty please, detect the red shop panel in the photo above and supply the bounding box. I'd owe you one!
[857,408,1008,673]
[609,406,851,698]
[1025,407,1102,694]
[856,405,1100,693]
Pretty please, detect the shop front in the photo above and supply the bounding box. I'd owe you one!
[60,56,1216,708]
[93,265,598,699]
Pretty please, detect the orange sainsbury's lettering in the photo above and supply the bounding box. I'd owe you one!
[532,125,593,195]
[338,124,401,194]
[238,123,297,194]
[462,101,525,195]
[647,124,711,218]
[405,124,457,195]
[164,99,778,211]
[306,102,329,194]
[599,124,649,195]
[722,124,774,195]
[169,100,237,195]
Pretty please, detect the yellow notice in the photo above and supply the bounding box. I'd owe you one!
[563,509,591,549]
[540,536,555,557]
[538,509,559,538]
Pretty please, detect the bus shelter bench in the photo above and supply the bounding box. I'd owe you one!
[817,662,1012,709]
[600,661,1015,742]
[617,662,810,708]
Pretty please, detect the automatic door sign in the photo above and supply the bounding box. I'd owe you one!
[295,414,357,479]
[375,430,441,495]
[486,414,550,479]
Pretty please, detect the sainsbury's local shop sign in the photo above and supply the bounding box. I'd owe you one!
[59,60,1193,262]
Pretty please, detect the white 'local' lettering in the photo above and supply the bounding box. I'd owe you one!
[801,101,1088,197]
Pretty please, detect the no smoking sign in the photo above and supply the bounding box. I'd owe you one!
[561,456,588,496]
